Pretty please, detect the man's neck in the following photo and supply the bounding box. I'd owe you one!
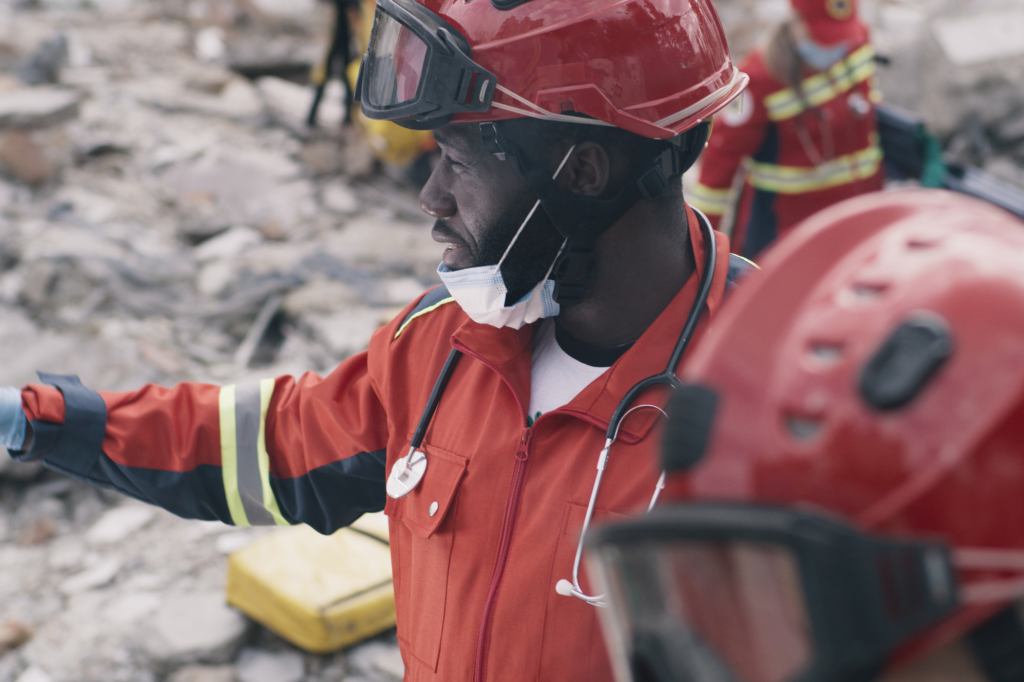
[554,193,696,348]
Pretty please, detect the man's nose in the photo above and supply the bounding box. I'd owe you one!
[419,170,457,219]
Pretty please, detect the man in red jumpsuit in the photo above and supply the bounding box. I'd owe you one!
[0,1,753,680]
[690,0,884,259]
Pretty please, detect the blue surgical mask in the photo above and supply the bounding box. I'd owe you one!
[796,39,848,70]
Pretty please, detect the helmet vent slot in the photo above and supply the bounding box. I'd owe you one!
[851,282,889,300]
[808,342,844,365]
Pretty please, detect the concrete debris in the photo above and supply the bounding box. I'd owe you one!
[234,648,304,682]
[14,667,52,682]
[167,665,237,682]
[0,621,34,652]
[15,35,67,86]
[0,88,80,130]
[84,505,157,545]
[143,592,251,669]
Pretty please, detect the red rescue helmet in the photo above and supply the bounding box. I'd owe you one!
[791,0,865,46]
[355,0,748,139]
[587,190,1024,682]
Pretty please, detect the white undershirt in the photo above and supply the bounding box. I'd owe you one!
[528,319,609,424]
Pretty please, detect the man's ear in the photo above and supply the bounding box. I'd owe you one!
[562,141,610,198]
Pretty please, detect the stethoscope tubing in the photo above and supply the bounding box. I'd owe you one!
[568,211,718,606]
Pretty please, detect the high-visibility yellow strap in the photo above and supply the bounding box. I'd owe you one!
[688,183,732,216]
[219,385,249,527]
[745,143,882,194]
[257,378,289,526]
[764,45,876,122]
[219,381,290,527]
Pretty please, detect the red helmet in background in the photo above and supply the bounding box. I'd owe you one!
[587,190,1024,682]
[790,0,866,45]
[357,0,748,138]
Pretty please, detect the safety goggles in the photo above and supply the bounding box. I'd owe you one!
[587,504,959,682]
[355,0,496,129]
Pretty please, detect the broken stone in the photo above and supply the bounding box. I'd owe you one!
[142,593,250,669]
[168,665,237,682]
[85,505,157,545]
[14,667,52,682]
[0,89,80,130]
[193,226,264,262]
[15,35,68,86]
[194,27,227,63]
[282,278,359,316]
[58,557,122,595]
[0,128,71,186]
[321,182,359,214]
[0,621,34,652]
[932,10,1024,67]
[300,307,383,358]
[234,649,304,682]
[18,520,56,547]
[256,77,343,136]
[346,641,404,681]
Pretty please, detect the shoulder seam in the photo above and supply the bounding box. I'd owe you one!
[394,285,455,339]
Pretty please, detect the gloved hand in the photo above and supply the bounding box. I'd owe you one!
[0,386,27,451]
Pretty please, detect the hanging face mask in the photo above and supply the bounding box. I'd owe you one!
[437,146,575,329]
[795,39,848,70]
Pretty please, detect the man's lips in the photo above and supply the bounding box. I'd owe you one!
[431,223,467,251]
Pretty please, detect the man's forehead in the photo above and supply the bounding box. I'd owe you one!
[434,123,482,153]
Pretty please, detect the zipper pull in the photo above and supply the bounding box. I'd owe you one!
[516,427,532,462]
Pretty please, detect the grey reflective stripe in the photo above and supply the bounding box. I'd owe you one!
[233,382,276,526]
[394,285,455,339]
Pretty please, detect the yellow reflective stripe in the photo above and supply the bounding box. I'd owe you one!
[732,254,760,270]
[219,385,249,527]
[394,296,455,339]
[257,378,289,526]
[764,45,876,122]
[688,183,732,215]
[745,145,882,194]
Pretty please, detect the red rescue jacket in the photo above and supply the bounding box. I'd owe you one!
[690,36,884,258]
[19,206,736,682]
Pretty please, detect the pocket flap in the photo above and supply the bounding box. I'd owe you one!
[397,444,467,539]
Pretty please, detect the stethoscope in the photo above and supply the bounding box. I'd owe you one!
[386,210,718,608]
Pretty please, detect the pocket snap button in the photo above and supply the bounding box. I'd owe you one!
[429,501,439,516]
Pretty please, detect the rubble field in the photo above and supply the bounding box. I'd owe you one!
[1,0,1023,681]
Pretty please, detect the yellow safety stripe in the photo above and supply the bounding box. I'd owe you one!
[764,45,876,122]
[745,144,882,194]
[219,381,291,527]
[394,296,455,339]
[219,385,247,526]
[688,183,732,216]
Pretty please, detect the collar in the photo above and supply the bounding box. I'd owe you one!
[450,203,732,441]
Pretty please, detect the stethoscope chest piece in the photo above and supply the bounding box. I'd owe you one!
[387,448,428,499]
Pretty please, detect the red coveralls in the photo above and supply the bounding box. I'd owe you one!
[18,208,735,682]
[689,37,884,259]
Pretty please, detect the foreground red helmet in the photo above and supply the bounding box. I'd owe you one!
[356,0,748,138]
[587,190,1024,682]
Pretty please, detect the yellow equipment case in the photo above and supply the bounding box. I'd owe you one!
[225,513,395,653]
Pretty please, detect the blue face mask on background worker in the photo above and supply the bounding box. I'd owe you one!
[796,38,849,69]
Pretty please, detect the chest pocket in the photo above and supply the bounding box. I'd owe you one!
[385,443,467,672]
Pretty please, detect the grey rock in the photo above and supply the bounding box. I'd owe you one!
[142,593,250,669]
[346,642,404,681]
[234,649,304,682]
[0,89,80,130]
[58,556,122,595]
[167,665,236,682]
[13,667,52,682]
[15,36,68,86]
[85,505,157,545]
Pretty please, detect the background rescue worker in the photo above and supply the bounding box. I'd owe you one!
[0,1,753,680]
[588,190,1024,682]
[689,0,884,260]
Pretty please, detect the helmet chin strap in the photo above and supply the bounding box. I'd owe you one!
[479,120,711,304]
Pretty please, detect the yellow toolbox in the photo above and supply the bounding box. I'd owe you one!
[226,513,395,653]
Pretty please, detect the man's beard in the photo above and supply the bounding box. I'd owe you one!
[437,193,565,305]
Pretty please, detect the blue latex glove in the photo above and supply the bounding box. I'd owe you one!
[0,386,27,451]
